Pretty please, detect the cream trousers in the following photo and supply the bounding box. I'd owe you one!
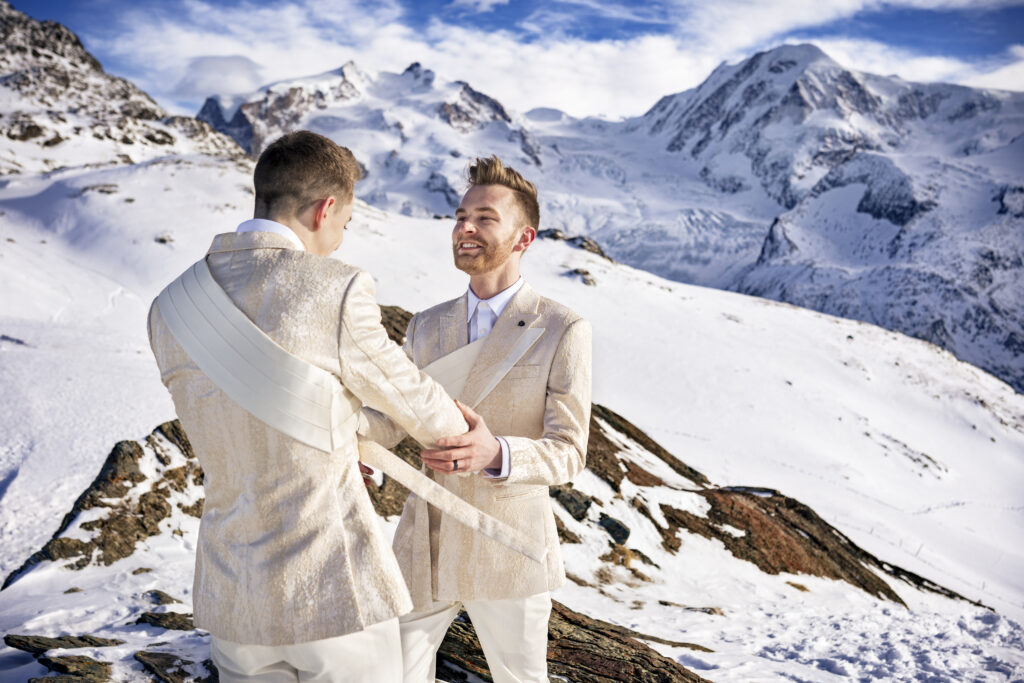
[211,618,401,682]
[399,593,552,683]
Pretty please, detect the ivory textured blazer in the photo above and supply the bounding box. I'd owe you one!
[365,283,592,609]
[148,232,467,646]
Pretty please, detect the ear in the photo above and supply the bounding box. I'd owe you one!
[311,197,335,232]
[515,226,537,252]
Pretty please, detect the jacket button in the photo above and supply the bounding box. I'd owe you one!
[518,320,525,326]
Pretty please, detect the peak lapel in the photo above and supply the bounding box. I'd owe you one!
[439,294,468,357]
[459,284,543,407]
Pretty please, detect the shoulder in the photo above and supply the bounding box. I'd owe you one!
[409,293,463,327]
[535,293,587,333]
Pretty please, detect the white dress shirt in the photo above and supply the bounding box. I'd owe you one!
[467,277,525,480]
[236,218,305,250]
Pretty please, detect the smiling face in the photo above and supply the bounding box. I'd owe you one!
[452,184,527,276]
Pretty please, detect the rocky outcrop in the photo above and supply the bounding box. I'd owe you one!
[2,421,204,589]
[34,654,111,681]
[4,634,124,655]
[1,303,986,681]
[134,651,216,683]
[0,0,244,173]
[538,228,612,261]
[437,601,708,682]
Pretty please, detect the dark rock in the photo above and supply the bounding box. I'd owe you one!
[591,404,709,487]
[379,304,413,346]
[537,228,612,261]
[567,268,596,286]
[756,217,798,264]
[143,590,181,605]
[37,654,111,680]
[135,650,218,683]
[425,171,460,210]
[2,420,204,589]
[554,515,582,544]
[0,333,29,346]
[135,612,195,631]
[4,634,125,656]
[437,601,708,682]
[143,129,174,145]
[598,513,631,544]
[549,484,592,521]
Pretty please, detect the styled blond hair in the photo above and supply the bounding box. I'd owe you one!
[467,156,540,230]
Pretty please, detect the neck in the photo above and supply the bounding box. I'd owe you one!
[469,266,520,300]
[260,213,317,254]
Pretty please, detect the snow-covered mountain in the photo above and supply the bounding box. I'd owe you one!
[2,3,1024,680]
[0,0,244,175]
[199,44,1024,394]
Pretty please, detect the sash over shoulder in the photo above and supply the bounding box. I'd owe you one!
[156,259,546,564]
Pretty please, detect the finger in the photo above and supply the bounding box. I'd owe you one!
[436,434,471,449]
[424,458,467,473]
[424,446,475,462]
[455,399,480,424]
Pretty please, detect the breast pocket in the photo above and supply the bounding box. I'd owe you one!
[493,486,547,502]
[506,364,542,414]
[507,364,541,381]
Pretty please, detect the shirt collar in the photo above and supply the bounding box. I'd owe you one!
[236,218,305,251]
[467,277,525,322]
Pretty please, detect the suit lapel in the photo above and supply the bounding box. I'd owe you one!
[459,284,543,407]
[439,294,467,358]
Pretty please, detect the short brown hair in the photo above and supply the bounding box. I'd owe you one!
[468,156,540,230]
[253,131,361,217]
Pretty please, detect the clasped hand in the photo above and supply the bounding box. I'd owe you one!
[421,400,502,474]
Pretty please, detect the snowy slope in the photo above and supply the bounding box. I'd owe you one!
[199,43,1024,394]
[1,155,1023,680]
[1,4,1023,680]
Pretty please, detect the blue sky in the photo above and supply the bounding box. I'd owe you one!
[18,0,1024,118]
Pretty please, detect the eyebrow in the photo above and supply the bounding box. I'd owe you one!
[456,206,501,217]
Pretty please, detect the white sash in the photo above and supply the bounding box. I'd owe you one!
[421,336,485,401]
[156,260,546,563]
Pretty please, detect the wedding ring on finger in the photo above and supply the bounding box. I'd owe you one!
[453,459,460,472]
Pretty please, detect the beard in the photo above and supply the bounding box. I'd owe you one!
[452,233,517,275]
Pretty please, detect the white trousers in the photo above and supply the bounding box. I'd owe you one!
[211,618,401,683]
[399,593,552,683]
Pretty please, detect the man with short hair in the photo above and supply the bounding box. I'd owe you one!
[148,130,471,682]
[364,156,592,682]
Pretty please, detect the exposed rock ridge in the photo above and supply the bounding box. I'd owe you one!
[0,1,244,173]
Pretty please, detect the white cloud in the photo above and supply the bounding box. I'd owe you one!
[448,0,510,12]
[83,0,1024,122]
[963,45,1024,92]
[172,55,264,102]
[797,37,1024,92]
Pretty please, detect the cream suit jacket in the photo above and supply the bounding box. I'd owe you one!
[364,283,592,610]
[147,232,468,646]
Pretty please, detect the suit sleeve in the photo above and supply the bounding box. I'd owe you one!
[503,317,592,486]
[356,314,417,448]
[339,273,466,448]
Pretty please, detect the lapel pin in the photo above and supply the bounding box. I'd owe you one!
[518,320,525,327]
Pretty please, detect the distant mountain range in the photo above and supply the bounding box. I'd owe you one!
[1,0,1021,392]
[196,44,1024,394]
[3,3,1024,677]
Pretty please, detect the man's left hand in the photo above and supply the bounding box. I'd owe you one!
[422,400,502,474]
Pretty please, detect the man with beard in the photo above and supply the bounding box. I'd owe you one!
[361,156,592,682]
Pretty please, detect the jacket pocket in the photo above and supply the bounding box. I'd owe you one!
[493,486,547,501]
[507,364,541,380]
